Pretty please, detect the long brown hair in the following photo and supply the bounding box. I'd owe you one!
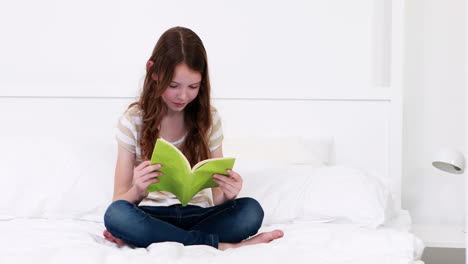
[129,27,212,166]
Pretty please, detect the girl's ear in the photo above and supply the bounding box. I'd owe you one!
[146,60,154,71]
[146,60,158,81]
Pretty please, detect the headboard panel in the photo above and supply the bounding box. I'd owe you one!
[214,97,400,207]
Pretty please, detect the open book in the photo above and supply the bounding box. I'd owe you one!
[147,138,235,206]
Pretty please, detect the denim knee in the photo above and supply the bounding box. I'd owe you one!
[235,197,264,235]
[103,200,135,232]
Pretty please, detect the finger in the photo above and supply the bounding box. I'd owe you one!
[142,178,160,189]
[213,174,237,187]
[226,170,242,182]
[212,174,228,180]
[139,163,162,175]
[135,160,151,171]
[147,178,160,185]
[215,179,238,196]
[141,171,162,182]
[135,173,159,185]
[222,170,237,181]
[214,177,240,192]
[141,173,161,184]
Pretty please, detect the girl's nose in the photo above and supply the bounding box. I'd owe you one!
[177,87,188,101]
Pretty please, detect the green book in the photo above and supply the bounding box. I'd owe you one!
[147,138,235,206]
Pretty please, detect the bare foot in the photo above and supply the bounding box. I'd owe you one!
[103,229,127,246]
[218,229,284,250]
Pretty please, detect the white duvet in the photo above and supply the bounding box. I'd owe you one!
[0,217,423,264]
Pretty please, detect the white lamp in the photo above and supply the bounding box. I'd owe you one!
[432,149,466,234]
[432,149,465,174]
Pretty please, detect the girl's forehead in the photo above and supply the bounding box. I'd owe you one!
[172,63,202,83]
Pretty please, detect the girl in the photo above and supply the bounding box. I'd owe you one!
[103,26,283,250]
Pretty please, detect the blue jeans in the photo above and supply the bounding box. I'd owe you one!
[103,197,264,248]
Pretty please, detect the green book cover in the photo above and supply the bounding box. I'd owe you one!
[147,138,235,206]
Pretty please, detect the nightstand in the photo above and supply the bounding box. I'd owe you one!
[411,224,465,264]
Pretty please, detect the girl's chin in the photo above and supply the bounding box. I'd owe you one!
[167,106,186,113]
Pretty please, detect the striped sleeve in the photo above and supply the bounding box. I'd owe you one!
[208,109,224,152]
[115,110,137,154]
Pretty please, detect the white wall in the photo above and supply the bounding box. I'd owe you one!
[403,0,466,226]
[0,0,388,99]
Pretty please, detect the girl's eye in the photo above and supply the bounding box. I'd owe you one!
[190,86,200,89]
[169,85,178,88]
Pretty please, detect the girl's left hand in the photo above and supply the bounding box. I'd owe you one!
[213,170,243,201]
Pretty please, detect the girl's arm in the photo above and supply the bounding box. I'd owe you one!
[113,145,141,203]
[210,145,243,205]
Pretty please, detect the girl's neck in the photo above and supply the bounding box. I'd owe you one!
[165,109,184,119]
[160,110,185,130]
[159,110,186,143]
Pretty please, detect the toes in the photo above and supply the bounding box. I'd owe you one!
[115,238,126,246]
[104,237,114,243]
[264,230,284,242]
[103,229,126,246]
[273,230,284,238]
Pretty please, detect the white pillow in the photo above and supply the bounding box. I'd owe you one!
[297,166,397,228]
[236,159,395,228]
[236,159,309,225]
[223,136,333,166]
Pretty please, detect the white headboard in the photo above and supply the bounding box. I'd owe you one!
[214,97,401,208]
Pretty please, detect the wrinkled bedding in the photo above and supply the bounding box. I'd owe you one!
[0,217,424,264]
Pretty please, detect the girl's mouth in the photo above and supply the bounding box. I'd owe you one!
[173,102,186,107]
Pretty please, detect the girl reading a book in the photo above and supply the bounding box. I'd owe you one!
[103,26,283,250]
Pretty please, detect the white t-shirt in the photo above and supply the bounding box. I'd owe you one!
[115,104,224,207]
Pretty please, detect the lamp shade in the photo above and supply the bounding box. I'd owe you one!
[432,149,465,174]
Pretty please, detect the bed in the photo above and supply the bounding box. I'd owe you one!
[0,98,424,263]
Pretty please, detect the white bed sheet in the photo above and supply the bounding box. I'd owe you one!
[0,212,424,264]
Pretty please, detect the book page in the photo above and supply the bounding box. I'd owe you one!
[191,157,236,192]
[191,157,234,172]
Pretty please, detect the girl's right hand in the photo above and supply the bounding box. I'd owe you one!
[132,161,163,199]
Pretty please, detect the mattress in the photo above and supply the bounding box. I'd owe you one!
[0,211,424,264]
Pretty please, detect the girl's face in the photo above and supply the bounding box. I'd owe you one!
[160,63,201,114]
